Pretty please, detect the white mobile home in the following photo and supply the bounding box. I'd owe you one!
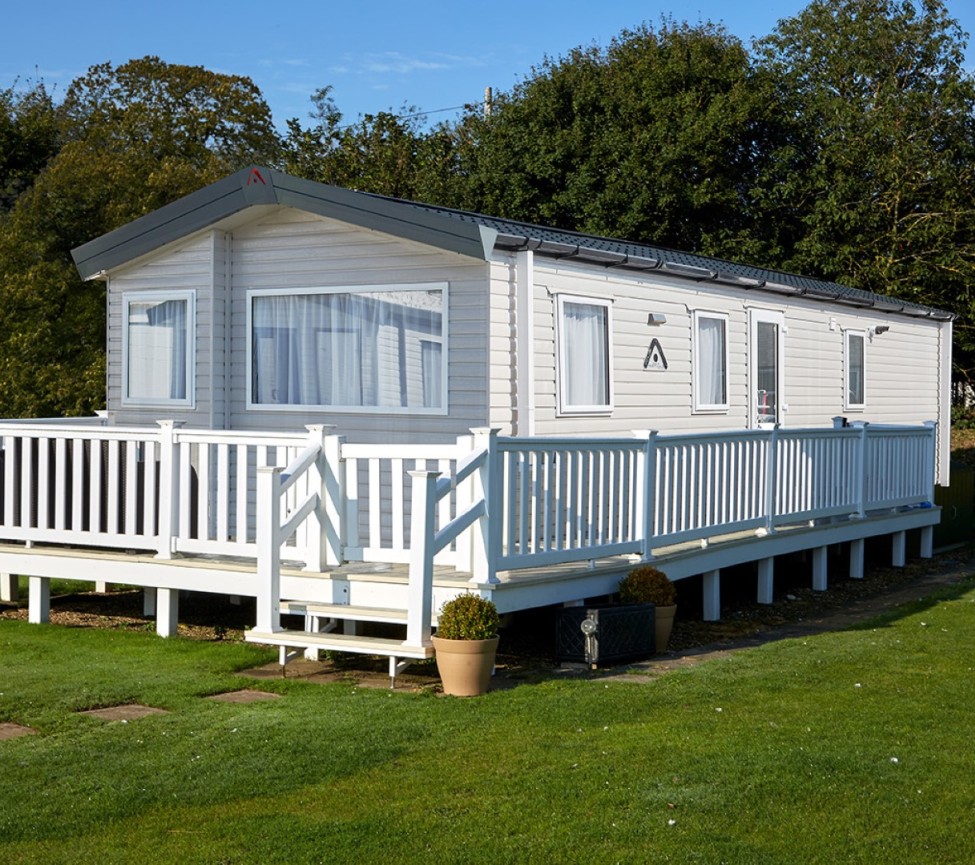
[0,167,951,678]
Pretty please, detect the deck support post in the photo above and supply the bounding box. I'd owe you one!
[95,582,110,594]
[470,428,502,586]
[28,576,50,624]
[156,588,178,638]
[919,525,934,559]
[155,420,183,560]
[702,570,721,621]
[634,430,659,559]
[143,587,157,616]
[406,470,439,647]
[849,539,865,579]
[307,425,341,570]
[453,433,476,572]
[255,466,283,633]
[0,573,18,602]
[757,558,774,604]
[892,531,907,567]
[812,546,828,592]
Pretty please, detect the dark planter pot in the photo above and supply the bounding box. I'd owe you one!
[556,603,656,668]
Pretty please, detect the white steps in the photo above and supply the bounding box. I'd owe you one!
[279,601,408,624]
[245,629,432,659]
[248,598,433,686]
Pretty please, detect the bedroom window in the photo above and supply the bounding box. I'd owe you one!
[846,330,866,409]
[693,311,729,412]
[557,295,613,414]
[247,283,447,413]
[122,291,194,406]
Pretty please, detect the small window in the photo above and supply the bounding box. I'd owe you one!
[247,284,446,413]
[122,291,194,407]
[846,331,866,409]
[557,295,613,414]
[693,311,729,412]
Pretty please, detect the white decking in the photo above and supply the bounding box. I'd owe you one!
[0,418,941,673]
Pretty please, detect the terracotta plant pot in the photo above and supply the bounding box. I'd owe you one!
[655,604,677,653]
[432,635,499,696]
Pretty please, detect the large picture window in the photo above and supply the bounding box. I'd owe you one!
[248,284,446,412]
[122,291,194,406]
[846,330,866,409]
[557,295,612,414]
[693,311,729,412]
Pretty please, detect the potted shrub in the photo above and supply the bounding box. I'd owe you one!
[432,594,500,696]
[619,565,677,652]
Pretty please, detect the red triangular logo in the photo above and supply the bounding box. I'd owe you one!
[247,168,267,186]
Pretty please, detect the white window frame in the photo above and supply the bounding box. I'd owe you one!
[748,308,785,429]
[556,293,614,416]
[692,310,730,413]
[121,289,195,408]
[245,283,448,415]
[845,329,866,410]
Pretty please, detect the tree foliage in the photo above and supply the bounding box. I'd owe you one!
[756,0,975,378]
[0,57,280,417]
[281,85,459,203]
[0,81,60,213]
[445,21,791,261]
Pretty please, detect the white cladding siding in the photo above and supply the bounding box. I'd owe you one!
[228,209,489,442]
[107,233,216,426]
[489,253,945,442]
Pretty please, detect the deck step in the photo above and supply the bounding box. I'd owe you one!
[279,601,408,624]
[245,629,433,659]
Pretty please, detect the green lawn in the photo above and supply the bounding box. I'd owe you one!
[2,578,974,865]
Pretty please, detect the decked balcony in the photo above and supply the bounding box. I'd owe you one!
[0,418,940,677]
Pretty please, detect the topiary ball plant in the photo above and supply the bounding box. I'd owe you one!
[436,593,499,641]
[619,564,676,607]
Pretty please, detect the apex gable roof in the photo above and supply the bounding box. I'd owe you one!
[71,165,952,321]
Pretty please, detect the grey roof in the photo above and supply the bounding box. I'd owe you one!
[72,165,953,321]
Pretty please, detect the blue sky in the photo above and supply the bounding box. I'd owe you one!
[3,1,974,129]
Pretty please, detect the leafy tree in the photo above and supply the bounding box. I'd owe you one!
[0,57,281,417]
[0,81,60,213]
[756,0,975,381]
[282,85,461,202]
[444,21,791,261]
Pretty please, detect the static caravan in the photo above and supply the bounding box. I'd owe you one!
[0,166,950,676]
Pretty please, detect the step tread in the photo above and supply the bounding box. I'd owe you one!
[279,601,408,622]
[246,629,433,659]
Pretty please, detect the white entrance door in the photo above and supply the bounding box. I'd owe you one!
[749,310,784,428]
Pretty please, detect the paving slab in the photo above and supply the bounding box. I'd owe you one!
[206,689,281,703]
[0,722,37,740]
[79,704,167,721]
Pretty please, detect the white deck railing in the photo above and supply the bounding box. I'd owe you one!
[0,419,937,569]
[0,417,937,644]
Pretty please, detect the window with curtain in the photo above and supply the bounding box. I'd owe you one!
[249,285,446,412]
[557,296,612,413]
[123,291,193,405]
[693,311,729,411]
[846,330,865,408]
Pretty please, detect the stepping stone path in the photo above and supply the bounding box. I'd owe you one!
[79,704,167,721]
[206,689,281,704]
[0,722,37,740]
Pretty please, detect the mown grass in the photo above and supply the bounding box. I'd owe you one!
[2,579,974,864]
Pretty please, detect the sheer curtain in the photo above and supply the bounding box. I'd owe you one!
[697,316,727,406]
[127,298,188,401]
[251,290,443,409]
[562,301,609,408]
